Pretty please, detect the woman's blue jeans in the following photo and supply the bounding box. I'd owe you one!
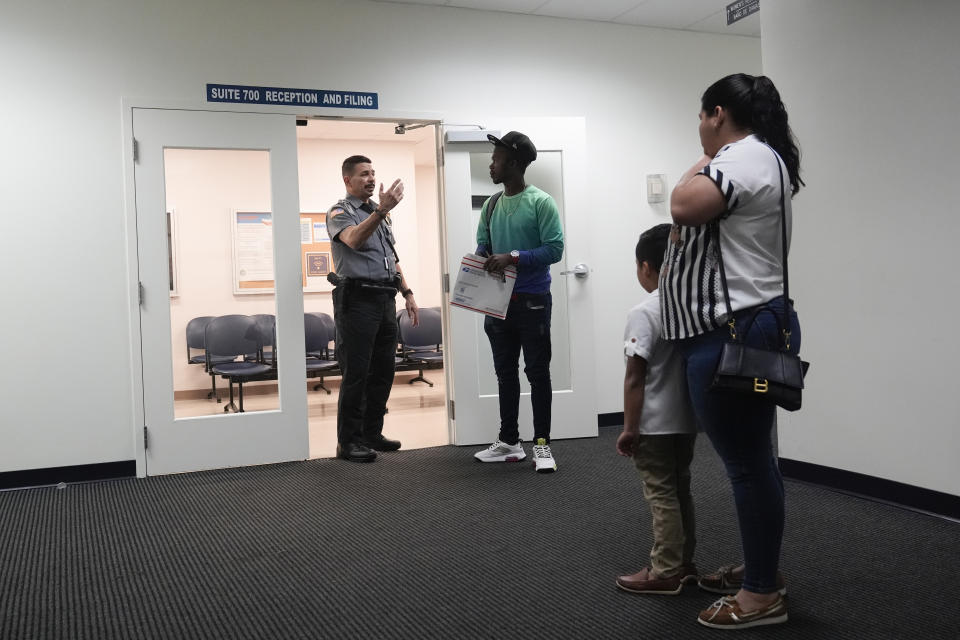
[676,296,801,594]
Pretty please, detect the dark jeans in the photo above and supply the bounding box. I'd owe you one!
[676,296,801,594]
[483,292,552,445]
[332,286,398,445]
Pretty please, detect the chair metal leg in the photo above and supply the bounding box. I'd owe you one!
[238,380,245,413]
[408,365,433,387]
[312,377,331,394]
[224,379,238,413]
[208,373,221,403]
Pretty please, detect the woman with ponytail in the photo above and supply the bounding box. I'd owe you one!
[662,74,803,630]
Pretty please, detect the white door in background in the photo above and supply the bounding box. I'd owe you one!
[133,108,308,475]
[443,118,597,445]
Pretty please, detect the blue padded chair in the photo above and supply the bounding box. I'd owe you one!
[205,315,273,413]
[308,312,338,391]
[304,313,339,394]
[397,307,444,386]
[186,315,236,403]
[315,312,337,359]
[244,314,276,364]
[307,312,337,357]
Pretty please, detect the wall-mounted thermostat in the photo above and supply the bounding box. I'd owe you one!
[647,174,666,204]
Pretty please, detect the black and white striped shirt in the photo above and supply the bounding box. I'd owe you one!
[660,135,792,340]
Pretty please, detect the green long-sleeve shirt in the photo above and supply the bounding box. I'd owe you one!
[476,185,564,294]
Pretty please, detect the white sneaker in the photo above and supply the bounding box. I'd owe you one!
[474,440,526,463]
[532,438,557,473]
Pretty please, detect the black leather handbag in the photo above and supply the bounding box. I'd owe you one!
[710,148,809,412]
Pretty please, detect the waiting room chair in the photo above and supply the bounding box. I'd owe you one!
[304,313,339,394]
[204,314,273,413]
[244,314,276,365]
[397,307,444,386]
[308,312,337,360]
[186,315,236,403]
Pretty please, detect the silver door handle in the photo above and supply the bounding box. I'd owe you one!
[560,263,590,279]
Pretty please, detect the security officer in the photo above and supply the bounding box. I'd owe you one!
[327,155,419,463]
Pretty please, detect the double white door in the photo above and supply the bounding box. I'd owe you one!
[133,110,598,474]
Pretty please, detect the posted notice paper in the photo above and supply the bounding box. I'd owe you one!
[450,253,517,319]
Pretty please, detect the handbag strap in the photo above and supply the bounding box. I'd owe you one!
[714,145,791,348]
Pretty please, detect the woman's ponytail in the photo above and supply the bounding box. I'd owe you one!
[701,74,804,195]
[750,76,804,195]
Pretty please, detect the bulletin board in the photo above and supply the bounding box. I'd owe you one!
[231,210,335,295]
[300,212,334,292]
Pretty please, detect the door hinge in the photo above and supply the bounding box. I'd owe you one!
[437,144,445,167]
[448,399,455,420]
[143,425,149,450]
[138,281,144,306]
[443,273,450,293]
[133,138,139,164]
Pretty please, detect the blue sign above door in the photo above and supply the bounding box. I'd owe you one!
[207,84,378,109]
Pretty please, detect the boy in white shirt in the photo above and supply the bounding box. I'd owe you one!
[615,224,699,595]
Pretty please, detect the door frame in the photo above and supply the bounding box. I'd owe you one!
[121,98,447,476]
[441,117,598,446]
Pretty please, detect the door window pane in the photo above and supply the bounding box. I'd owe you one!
[165,148,280,418]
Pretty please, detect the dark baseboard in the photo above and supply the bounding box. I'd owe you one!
[596,412,957,519]
[0,460,136,491]
[598,412,624,428]
[779,458,960,521]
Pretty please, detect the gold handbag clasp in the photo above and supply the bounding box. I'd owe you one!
[753,378,769,393]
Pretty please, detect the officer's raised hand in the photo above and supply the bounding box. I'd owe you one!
[376,178,404,214]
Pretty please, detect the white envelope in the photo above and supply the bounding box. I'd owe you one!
[449,253,517,319]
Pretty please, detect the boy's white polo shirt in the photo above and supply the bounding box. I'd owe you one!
[624,291,697,435]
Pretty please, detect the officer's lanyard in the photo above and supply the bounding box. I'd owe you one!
[359,202,400,273]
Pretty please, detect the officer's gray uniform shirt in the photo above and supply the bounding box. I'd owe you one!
[327,195,398,281]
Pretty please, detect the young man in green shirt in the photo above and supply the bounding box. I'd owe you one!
[473,131,565,472]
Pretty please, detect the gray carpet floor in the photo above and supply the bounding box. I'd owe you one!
[1,426,958,639]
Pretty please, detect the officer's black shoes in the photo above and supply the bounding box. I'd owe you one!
[336,442,378,463]
[362,435,402,452]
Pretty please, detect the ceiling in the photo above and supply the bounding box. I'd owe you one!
[371,0,760,37]
[297,119,439,165]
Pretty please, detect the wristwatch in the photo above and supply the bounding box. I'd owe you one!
[401,288,413,298]
[510,250,520,264]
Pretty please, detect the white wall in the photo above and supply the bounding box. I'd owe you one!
[763,0,960,495]
[0,0,759,472]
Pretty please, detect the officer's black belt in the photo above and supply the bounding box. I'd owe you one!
[352,279,398,294]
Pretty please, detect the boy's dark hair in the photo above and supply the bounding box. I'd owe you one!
[342,155,372,176]
[635,224,672,271]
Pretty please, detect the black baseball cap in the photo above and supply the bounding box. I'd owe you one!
[487,131,537,164]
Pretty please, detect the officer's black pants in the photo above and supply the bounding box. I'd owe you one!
[332,286,398,445]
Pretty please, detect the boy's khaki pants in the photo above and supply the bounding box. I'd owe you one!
[633,433,697,577]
